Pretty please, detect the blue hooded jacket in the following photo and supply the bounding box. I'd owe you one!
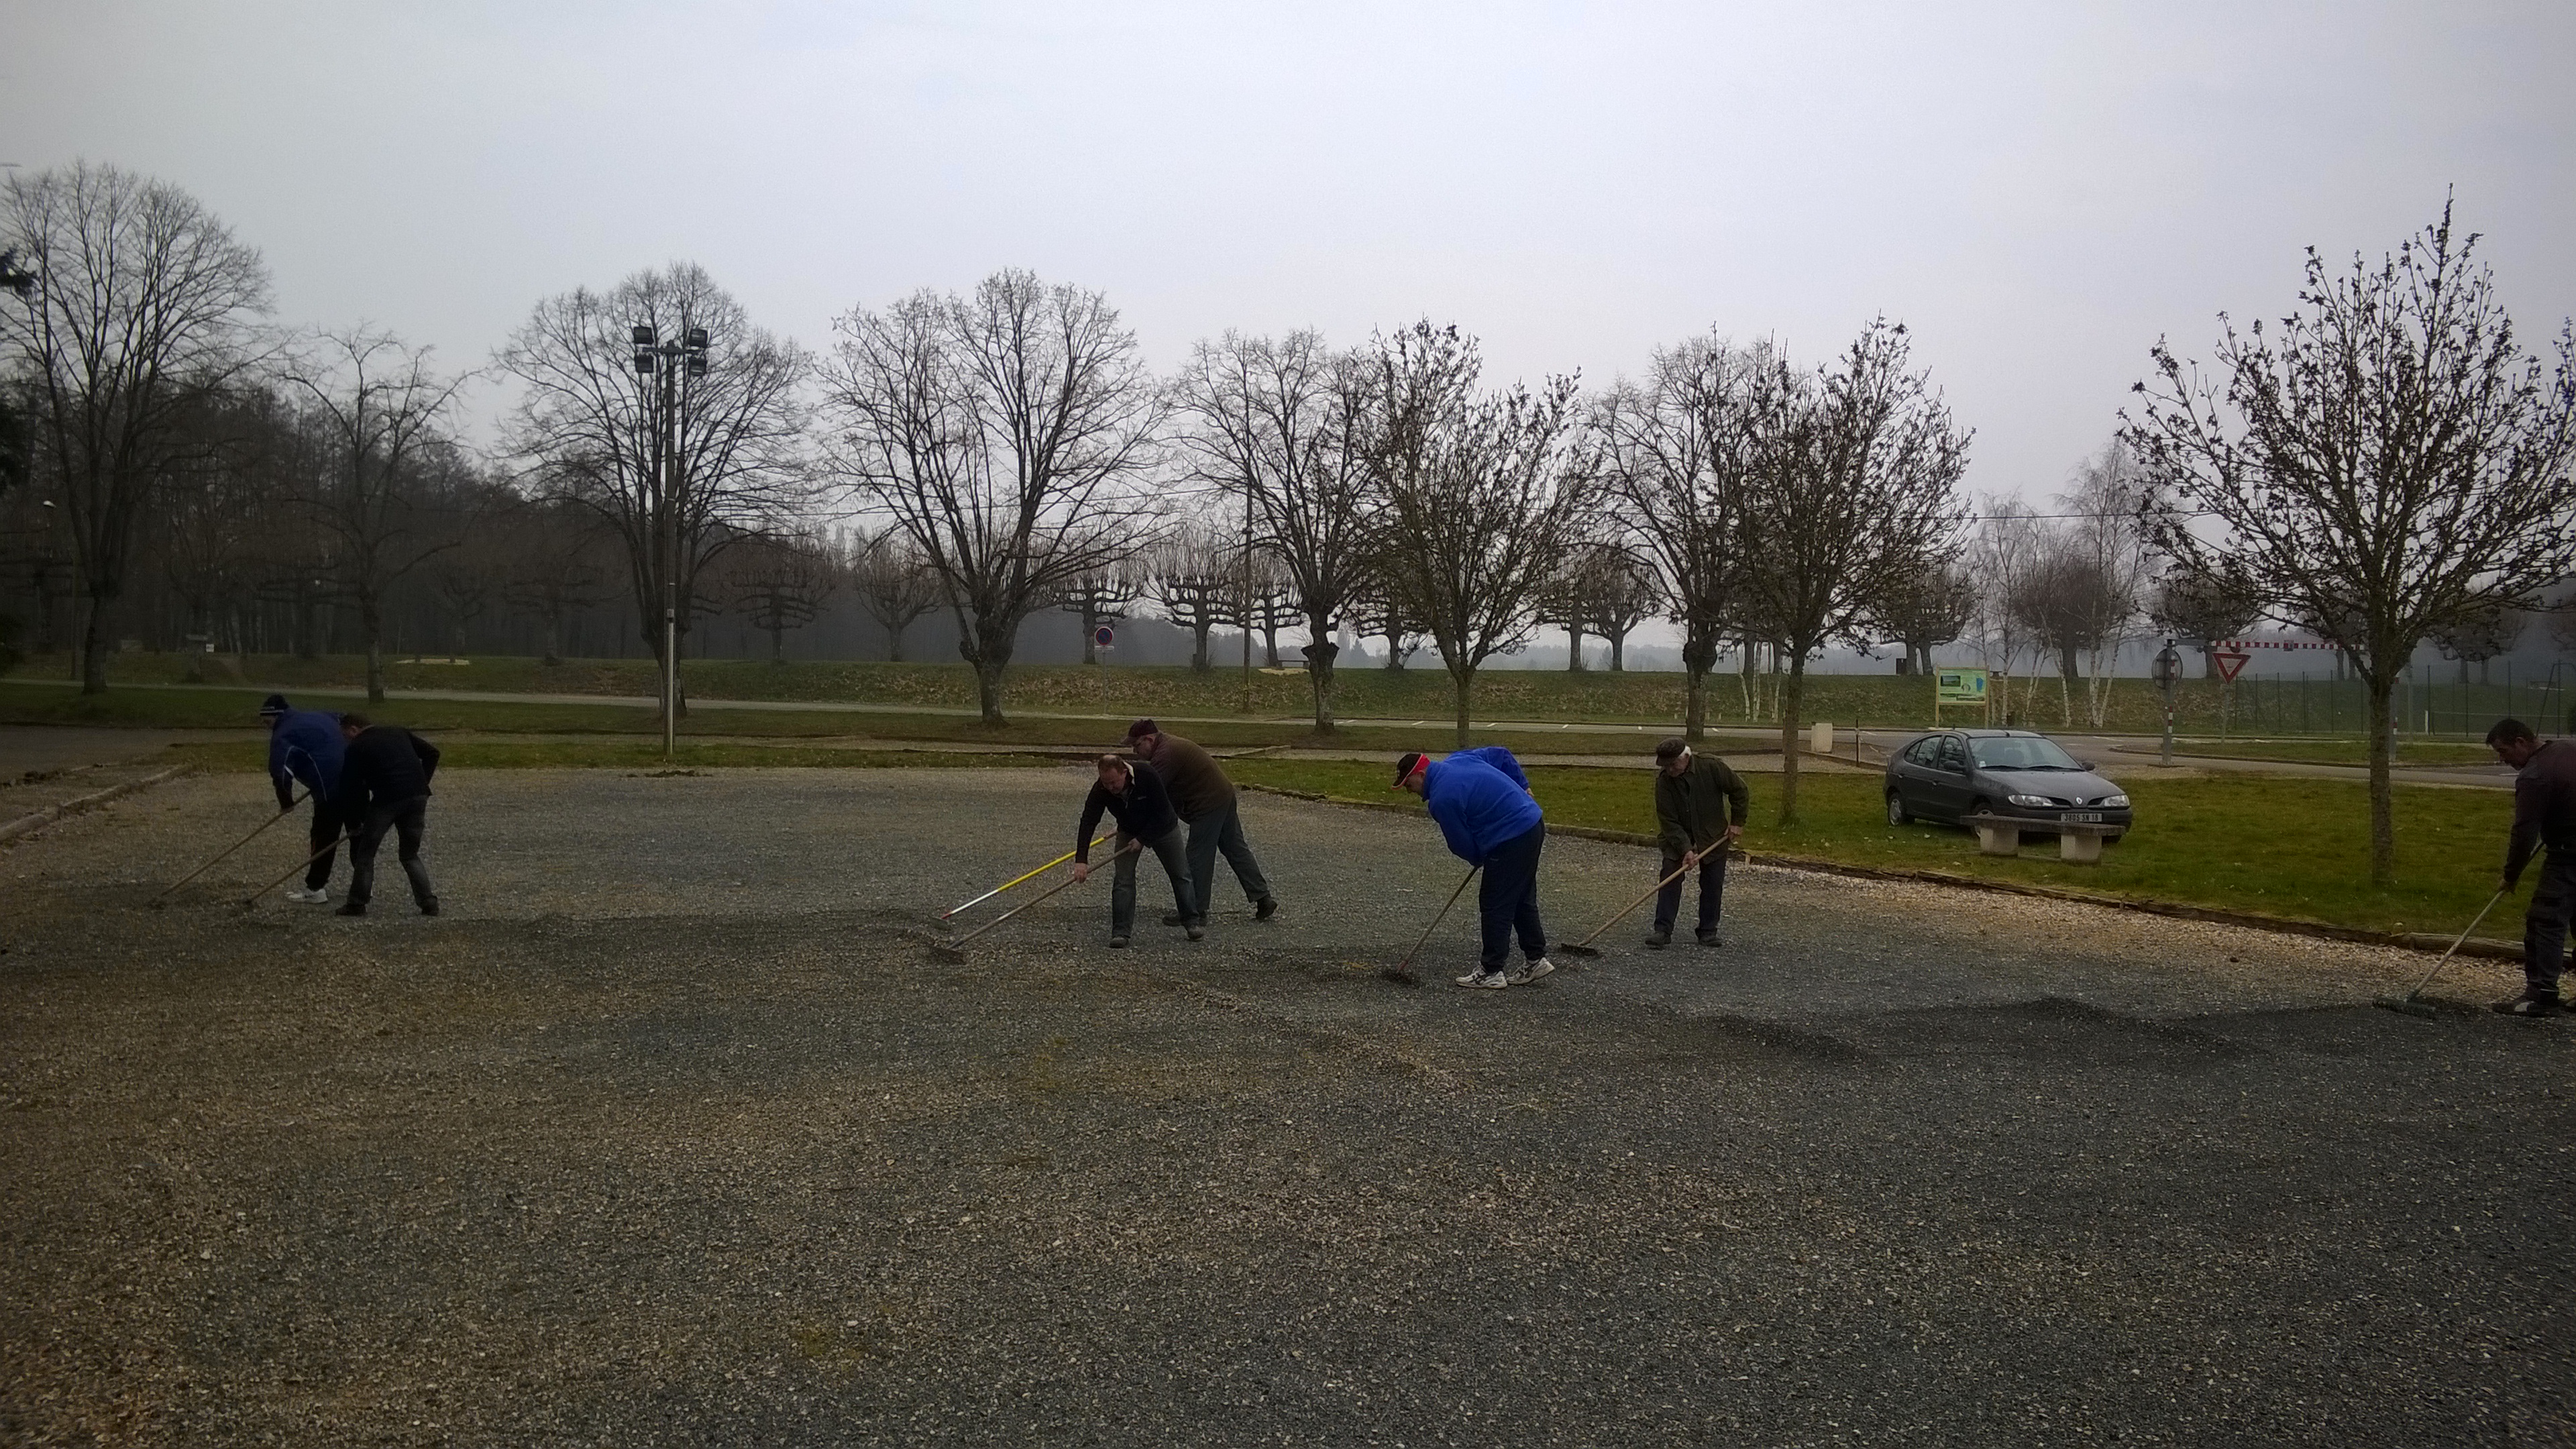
[267,707,346,809]
[1423,746,1544,864]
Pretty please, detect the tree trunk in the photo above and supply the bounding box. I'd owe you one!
[78,592,111,695]
[1565,621,1587,672]
[1609,631,1626,671]
[1777,653,1809,825]
[541,612,564,667]
[1682,627,1717,742]
[971,652,1008,725]
[770,625,786,665]
[361,597,387,704]
[2365,670,2396,885]
[1191,624,1212,673]
[887,621,908,663]
[1449,661,1477,749]
[1305,626,1338,733]
[1262,621,1281,669]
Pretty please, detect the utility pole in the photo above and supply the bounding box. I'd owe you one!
[631,323,709,759]
[1239,481,1253,714]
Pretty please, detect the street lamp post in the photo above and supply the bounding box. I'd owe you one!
[632,323,708,759]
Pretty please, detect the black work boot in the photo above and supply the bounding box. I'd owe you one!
[1254,897,1279,922]
[2491,990,2563,1016]
[1697,927,1723,947]
[335,902,366,918]
[1643,926,1671,949]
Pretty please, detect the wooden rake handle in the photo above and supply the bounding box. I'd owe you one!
[156,791,307,903]
[1567,855,1698,951]
[947,838,1141,949]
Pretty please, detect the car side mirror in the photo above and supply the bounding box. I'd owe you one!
[2077,759,2096,771]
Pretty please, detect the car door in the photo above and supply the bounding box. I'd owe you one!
[1922,734,1975,821]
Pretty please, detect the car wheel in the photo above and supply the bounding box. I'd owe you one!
[2105,832,2125,845]
[1969,796,1995,826]
[1886,790,1911,826]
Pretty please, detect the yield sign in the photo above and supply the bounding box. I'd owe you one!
[2212,650,2252,682]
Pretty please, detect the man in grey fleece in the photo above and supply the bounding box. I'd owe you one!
[1127,718,1278,929]
[2486,716,2576,1015]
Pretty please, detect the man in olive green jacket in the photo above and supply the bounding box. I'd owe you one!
[1650,736,1749,947]
[1128,718,1278,928]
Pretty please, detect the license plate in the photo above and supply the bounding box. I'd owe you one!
[2064,811,2102,823]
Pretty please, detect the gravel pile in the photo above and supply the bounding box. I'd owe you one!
[1,767,2568,1446]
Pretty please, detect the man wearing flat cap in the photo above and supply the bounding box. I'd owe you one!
[1648,737,1748,947]
[1126,718,1278,930]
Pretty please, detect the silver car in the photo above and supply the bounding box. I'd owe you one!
[1884,729,2133,840]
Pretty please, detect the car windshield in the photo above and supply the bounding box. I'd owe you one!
[1971,737,2083,771]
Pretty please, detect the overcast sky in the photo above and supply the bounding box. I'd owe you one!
[6,0,2572,505]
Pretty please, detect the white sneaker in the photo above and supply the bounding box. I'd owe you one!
[1453,968,1509,989]
[1507,957,1555,985]
[284,886,329,904]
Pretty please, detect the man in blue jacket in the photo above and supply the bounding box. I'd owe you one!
[1396,747,1554,989]
[260,694,346,904]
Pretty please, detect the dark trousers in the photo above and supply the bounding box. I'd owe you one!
[1112,824,1196,937]
[1182,797,1273,923]
[2522,850,2576,993]
[1652,846,1727,934]
[349,796,436,911]
[304,802,345,890]
[1477,822,1548,972]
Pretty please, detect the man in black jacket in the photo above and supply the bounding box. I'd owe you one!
[2487,717,2576,1014]
[1070,753,1200,949]
[334,714,441,918]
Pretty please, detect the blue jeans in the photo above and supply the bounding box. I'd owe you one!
[1477,822,1548,973]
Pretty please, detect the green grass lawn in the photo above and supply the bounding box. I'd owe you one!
[1224,759,2515,940]
[14,649,2500,736]
[2157,739,2504,768]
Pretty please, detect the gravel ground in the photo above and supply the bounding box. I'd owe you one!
[1,766,2570,1447]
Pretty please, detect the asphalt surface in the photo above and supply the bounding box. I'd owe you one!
[1,767,2569,1446]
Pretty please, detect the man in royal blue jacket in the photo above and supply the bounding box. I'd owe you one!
[1396,746,1554,989]
[259,694,347,904]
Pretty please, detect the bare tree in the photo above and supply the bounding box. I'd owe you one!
[1965,498,2046,721]
[498,262,811,712]
[1345,580,1424,671]
[1738,320,1972,823]
[1147,523,1238,672]
[1171,331,1375,729]
[1598,335,1770,737]
[2057,441,2153,725]
[1242,553,1302,667]
[824,270,1162,723]
[2429,602,2522,684]
[1870,556,1978,676]
[1057,559,1143,665]
[723,530,839,664]
[2126,200,2576,884]
[502,498,615,666]
[2147,560,2261,677]
[1362,322,1599,746]
[1,163,270,692]
[282,328,476,700]
[845,525,942,662]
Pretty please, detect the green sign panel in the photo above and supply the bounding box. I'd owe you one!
[1934,667,1988,706]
